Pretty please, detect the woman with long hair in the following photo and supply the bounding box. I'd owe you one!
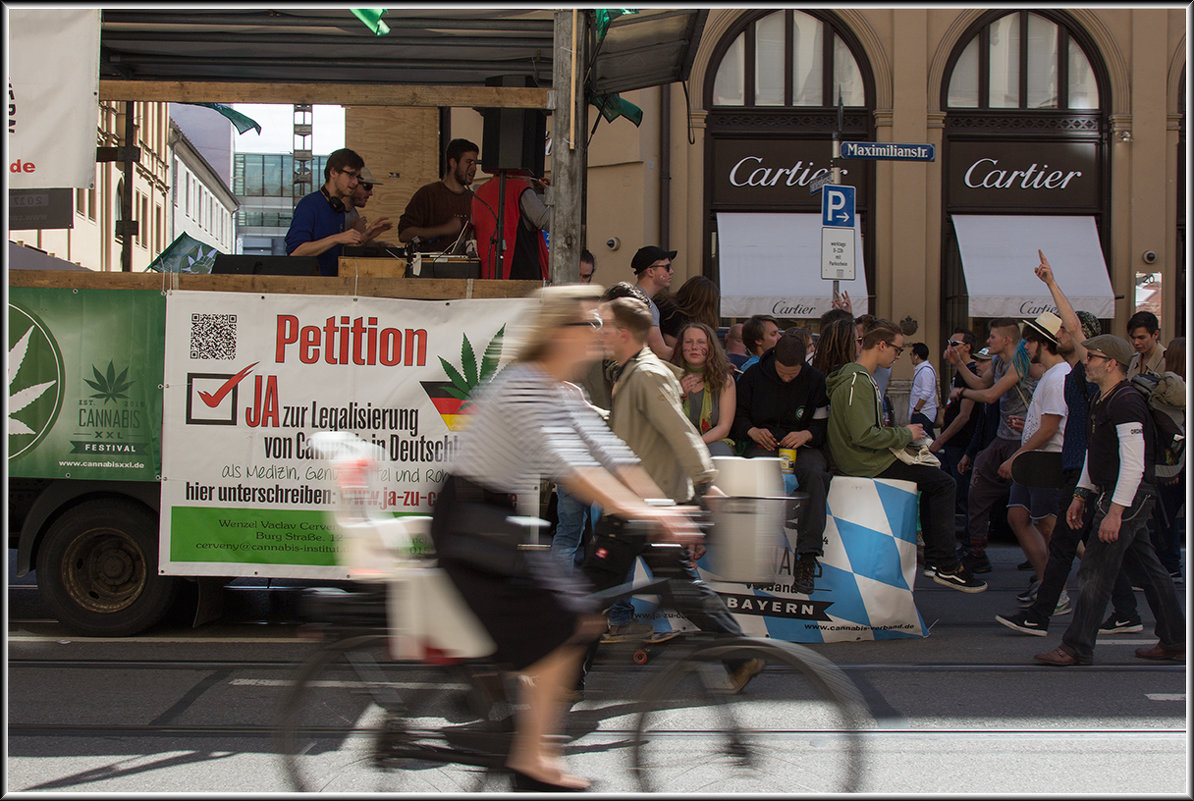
[669,320,737,456]
[430,284,698,790]
[659,275,721,349]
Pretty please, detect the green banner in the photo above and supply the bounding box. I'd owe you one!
[8,288,165,481]
[169,507,339,566]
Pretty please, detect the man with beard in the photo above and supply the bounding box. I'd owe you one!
[398,138,478,253]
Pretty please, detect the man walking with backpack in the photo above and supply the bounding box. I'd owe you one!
[1032,334,1185,666]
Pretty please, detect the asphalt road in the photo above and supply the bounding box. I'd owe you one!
[6,543,1189,795]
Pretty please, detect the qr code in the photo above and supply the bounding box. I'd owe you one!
[190,313,237,360]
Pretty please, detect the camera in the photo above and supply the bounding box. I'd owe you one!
[606,237,621,251]
[1142,250,1158,265]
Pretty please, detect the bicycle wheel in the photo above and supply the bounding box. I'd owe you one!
[275,634,508,792]
[631,637,871,793]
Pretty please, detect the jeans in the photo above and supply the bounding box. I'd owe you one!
[874,460,958,570]
[1149,472,1185,574]
[551,485,598,573]
[744,445,831,555]
[1029,469,1137,622]
[966,436,1019,556]
[1060,490,1186,662]
[940,444,970,519]
[910,411,937,439]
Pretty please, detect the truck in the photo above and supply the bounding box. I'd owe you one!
[8,265,539,635]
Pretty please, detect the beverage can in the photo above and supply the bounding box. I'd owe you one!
[778,448,797,474]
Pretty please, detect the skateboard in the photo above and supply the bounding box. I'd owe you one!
[631,629,684,665]
[1010,450,1064,489]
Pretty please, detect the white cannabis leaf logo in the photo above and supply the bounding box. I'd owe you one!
[8,324,57,437]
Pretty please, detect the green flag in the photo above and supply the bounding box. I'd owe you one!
[590,93,644,127]
[145,232,221,274]
[351,9,390,35]
[594,9,637,41]
[189,103,262,135]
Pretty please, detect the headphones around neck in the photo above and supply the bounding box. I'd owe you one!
[321,186,346,214]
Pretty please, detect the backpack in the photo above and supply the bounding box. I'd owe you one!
[1129,371,1186,483]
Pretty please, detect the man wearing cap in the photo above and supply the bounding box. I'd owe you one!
[630,245,677,360]
[998,251,1144,637]
[286,147,371,276]
[997,311,1070,591]
[1032,332,1185,666]
[345,167,394,245]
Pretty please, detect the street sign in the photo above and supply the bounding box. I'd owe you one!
[808,172,832,195]
[821,227,856,281]
[840,141,936,161]
[821,185,855,228]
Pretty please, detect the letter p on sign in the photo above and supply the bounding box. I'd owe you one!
[822,185,856,228]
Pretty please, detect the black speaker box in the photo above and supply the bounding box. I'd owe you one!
[480,75,547,175]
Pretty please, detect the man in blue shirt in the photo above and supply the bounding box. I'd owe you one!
[286,148,387,276]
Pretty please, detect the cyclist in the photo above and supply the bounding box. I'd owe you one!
[430,284,699,791]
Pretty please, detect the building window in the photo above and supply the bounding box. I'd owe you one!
[76,188,86,215]
[711,10,866,108]
[139,194,149,249]
[945,11,1100,110]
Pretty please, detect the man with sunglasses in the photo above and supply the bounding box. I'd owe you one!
[930,330,981,522]
[345,166,394,246]
[827,320,986,593]
[630,245,677,360]
[285,147,369,276]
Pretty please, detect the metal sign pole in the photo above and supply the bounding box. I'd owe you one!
[831,94,843,300]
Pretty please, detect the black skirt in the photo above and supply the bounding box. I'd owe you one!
[431,475,595,671]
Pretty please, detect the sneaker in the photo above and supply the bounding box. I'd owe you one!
[922,565,937,577]
[793,554,820,595]
[1053,590,1072,616]
[933,564,988,593]
[995,610,1048,636]
[1097,614,1144,634]
[1017,577,1041,606]
[961,550,992,574]
[601,621,655,643]
[724,658,766,694]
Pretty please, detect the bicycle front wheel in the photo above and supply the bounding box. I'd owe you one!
[275,634,506,792]
[631,637,871,793]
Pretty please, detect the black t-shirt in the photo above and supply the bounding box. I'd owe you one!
[941,361,979,447]
[1086,380,1154,492]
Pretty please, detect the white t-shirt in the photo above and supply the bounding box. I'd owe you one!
[1021,360,1071,452]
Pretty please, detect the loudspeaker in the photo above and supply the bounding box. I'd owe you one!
[481,75,547,174]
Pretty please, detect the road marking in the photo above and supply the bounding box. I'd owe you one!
[1146,694,1185,702]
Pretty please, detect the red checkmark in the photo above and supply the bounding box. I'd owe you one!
[198,362,259,407]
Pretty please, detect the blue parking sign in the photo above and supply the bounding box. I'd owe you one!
[822,185,855,228]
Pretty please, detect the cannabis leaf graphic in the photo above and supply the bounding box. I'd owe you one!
[84,361,133,405]
[8,325,56,436]
[438,326,506,408]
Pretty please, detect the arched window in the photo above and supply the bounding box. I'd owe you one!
[945,11,1099,110]
[711,10,865,108]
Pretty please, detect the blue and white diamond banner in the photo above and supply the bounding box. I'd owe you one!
[629,476,929,643]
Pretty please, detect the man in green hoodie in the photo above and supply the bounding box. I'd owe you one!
[827,320,987,593]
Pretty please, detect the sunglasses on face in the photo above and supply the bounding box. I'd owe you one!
[360,182,374,192]
[563,313,603,330]
[947,340,964,347]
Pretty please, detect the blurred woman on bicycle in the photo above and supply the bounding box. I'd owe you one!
[430,284,698,792]
[669,321,736,457]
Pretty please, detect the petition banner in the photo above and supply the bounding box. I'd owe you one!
[160,290,535,579]
[7,9,101,189]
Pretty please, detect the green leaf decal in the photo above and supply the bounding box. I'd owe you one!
[460,334,478,386]
[83,361,134,404]
[438,356,470,393]
[480,325,505,382]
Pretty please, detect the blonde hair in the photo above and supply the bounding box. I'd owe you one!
[515,284,604,363]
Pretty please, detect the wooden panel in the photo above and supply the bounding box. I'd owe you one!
[8,270,540,299]
[339,258,408,278]
[345,107,441,231]
[99,80,551,109]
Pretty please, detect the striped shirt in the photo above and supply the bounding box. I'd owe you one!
[449,362,639,496]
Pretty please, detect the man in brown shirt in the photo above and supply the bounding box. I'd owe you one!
[397,138,478,253]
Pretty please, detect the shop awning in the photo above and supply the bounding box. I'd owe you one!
[951,215,1115,319]
[716,213,869,319]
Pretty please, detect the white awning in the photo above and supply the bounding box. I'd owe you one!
[716,212,869,319]
[951,214,1115,318]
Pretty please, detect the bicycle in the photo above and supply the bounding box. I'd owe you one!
[274,433,873,792]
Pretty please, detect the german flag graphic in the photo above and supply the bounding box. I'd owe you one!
[424,326,506,431]
[421,380,474,431]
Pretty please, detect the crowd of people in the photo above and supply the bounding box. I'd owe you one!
[419,241,1185,789]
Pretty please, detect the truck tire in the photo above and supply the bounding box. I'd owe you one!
[35,498,179,636]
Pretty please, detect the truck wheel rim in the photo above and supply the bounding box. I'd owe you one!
[62,531,146,613]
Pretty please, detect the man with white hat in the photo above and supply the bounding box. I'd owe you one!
[346,166,394,245]
[997,311,1070,594]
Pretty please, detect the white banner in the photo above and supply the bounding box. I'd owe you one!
[7,8,100,189]
[159,291,536,579]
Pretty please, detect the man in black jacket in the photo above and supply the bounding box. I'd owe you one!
[732,331,831,593]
